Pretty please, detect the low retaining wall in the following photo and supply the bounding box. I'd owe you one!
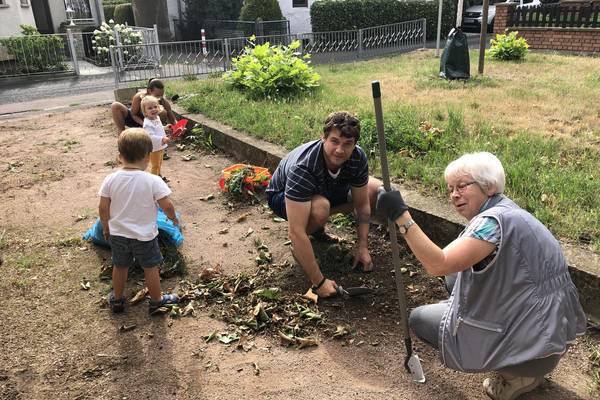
[495,3,600,53]
[174,105,600,325]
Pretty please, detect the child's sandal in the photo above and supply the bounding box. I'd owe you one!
[149,293,179,314]
[108,291,126,314]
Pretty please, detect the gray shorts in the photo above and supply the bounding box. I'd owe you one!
[109,235,163,268]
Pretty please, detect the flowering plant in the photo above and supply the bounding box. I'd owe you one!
[92,20,143,65]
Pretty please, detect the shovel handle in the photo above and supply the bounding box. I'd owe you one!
[371,80,413,350]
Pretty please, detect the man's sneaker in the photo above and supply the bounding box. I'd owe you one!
[163,151,170,160]
[149,293,179,314]
[108,291,126,314]
[483,374,543,400]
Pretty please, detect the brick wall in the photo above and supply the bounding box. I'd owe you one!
[494,3,600,53]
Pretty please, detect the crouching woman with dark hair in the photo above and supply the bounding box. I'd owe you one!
[111,78,176,135]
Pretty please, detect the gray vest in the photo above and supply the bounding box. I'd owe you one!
[438,195,586,372]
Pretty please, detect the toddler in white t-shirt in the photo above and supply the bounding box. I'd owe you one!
[141,95,171,179]
[98,128,179,314]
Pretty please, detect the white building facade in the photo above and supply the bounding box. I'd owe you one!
[278,0,314,34]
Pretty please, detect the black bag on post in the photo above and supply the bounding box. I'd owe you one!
[439,28,470,80]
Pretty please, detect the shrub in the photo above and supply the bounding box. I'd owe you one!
[114,3,135,25]
[239,0,283,21]
[488,31,529,61]
[92,20,143,65]
[223,36,320,98]
[0,25,67,74]
[310,0,456,41]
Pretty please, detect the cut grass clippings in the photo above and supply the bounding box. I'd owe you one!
[168,49,600,250]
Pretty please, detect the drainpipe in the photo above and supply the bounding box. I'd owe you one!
[96,0,106,23]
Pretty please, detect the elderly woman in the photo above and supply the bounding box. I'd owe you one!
[376,152,586,400]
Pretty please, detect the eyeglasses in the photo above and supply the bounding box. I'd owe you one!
[447,181,476,195]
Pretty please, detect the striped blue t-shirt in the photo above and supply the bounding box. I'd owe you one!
[463,216,501,271]
[266,139,369,202]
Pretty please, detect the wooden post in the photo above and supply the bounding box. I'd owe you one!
[478,0,490,74]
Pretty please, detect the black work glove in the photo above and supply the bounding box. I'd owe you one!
[376,187,409,221]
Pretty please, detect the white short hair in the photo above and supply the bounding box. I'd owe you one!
[444,152,505,194]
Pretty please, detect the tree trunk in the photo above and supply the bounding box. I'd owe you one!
[131,0,172,42]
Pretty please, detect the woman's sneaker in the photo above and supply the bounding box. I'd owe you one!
[483,374,543,400]
[108,291,126,314]
[148,293,179,314]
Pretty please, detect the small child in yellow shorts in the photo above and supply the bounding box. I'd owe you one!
[141,95,171,178]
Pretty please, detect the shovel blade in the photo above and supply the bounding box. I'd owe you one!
[407,354,426,383]
[344,286,373,297]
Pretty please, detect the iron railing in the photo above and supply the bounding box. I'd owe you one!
[0,25,159,78]
[509,3,600,28]
[112,19,426,86]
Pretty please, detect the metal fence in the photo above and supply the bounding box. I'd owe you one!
[0,25,158,79]
[112,19,426,86]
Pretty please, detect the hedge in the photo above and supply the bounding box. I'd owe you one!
[104,5,116,21]
[239,0,283,22]
[310,0,457,41]
[103,0,130,5]
[114,3,135,25]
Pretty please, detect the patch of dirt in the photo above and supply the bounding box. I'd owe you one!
[0,106,598,400]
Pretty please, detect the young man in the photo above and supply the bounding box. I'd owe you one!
[266,111,382,298]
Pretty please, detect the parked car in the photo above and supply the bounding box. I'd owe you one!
[463,0,541,32]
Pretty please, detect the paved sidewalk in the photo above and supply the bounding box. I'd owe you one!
[0,90,114,119]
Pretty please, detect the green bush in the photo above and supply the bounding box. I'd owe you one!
[310,0,456,41]
[0,25,67,74]
[239,0,283,21]
[223,37,320,98]
[104,5,116,22]
[103,0,130,5]
[488,31,529,61]
[114,3,134,25]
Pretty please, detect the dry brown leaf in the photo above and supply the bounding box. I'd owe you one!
[182,301,195,317]
[130,287,149,305]
[199,267,222,282]
[278,331,295,346]
[236,212,251,223]
[302,288,318,304]
[296,337,318,349]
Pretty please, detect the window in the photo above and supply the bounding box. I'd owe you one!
[293,0,308,7]
[0,0,8,8]
[21,0,30,6]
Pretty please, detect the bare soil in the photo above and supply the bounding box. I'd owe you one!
[0,106,598,400]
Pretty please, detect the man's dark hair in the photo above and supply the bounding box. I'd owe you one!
[147,78,164,91]
[323,111,360,142]
[118,128,153,163]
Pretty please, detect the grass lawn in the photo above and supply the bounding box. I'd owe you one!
[167,49,600,250]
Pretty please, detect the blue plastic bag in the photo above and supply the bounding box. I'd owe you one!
[83,209,183,247]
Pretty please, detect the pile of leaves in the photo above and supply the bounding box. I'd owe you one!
[175,262,323,349]
[221,165,270,201]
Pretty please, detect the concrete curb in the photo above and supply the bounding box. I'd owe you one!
[174,105,600,326]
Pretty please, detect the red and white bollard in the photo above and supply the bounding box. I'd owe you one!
[201,28,208,55]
